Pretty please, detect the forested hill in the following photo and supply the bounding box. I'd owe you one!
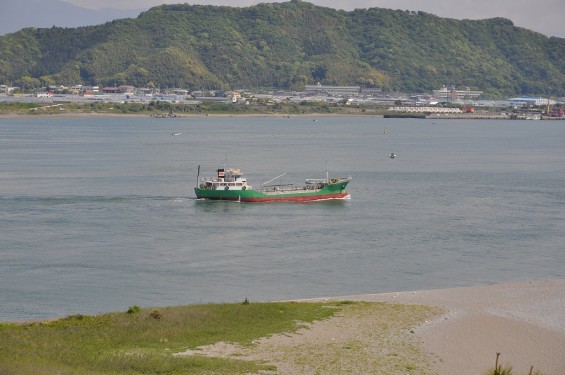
[1,0,564,97]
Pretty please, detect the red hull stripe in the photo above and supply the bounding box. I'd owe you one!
[241,192,349,203]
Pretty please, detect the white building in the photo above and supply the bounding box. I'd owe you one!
[433,86,483,101]
[509,97,555,106]
[35,92,53,97]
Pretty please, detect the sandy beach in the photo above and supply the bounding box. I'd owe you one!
[175,279,565,374]
[303,279,565,375]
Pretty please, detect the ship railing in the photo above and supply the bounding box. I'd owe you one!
[261,184,293,192]
[260,185,322,194]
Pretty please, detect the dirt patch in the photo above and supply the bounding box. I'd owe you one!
[175,302,441,374]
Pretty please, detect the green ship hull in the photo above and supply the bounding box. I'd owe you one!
[195,179,349,202]
[194,165,350,203]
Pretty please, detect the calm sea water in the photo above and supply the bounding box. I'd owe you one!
[1,115,564,321]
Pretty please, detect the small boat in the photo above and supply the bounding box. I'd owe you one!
[389,153,396,159]
[171,132,182,136]
[194,165,351,203]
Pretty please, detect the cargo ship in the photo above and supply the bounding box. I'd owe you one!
[194,165,351,203]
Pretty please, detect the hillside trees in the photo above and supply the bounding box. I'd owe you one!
[0,1,563,96]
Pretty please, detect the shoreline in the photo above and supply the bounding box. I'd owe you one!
[5,279,565,374]
[299,278,565,375]
[0,112,374,120]
[2,111,563,121]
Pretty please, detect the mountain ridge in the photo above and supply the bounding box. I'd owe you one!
[1,1,564,97]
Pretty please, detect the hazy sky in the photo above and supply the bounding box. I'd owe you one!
[65,0,565,38]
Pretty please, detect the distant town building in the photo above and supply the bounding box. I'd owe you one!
[409,95,438,105]
[509,97,555,106]
[305,83,361,97]
[118,85,135,93]
[433,86,483,102]
[139,88,157,96]
[229,91,241,103]
[82,86,100,93]
[360,87,383,97]
[79,90,95,97]
[0,85,19,93]
[101,85,135,94]
[47,85,69,93]
[101,87,120,94]
[173,89,189,96]
[35,91,53,97]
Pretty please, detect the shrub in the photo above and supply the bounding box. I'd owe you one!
[149,309,163,320]
[485,353,543,375]
[127,305,141,314]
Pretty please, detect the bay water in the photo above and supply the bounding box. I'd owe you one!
[1,115,564,321]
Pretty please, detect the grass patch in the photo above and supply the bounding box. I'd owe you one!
[267,302,442,375]
[0,301,344,374]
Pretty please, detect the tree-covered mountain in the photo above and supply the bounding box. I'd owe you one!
[1,0,564,97]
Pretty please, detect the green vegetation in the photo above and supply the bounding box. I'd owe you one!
[485,353,545,375]
[1,1,564,97]
[0,102,39,112]
[0,301,442,374]
[0,99,401,116]
[0,301,340,374]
